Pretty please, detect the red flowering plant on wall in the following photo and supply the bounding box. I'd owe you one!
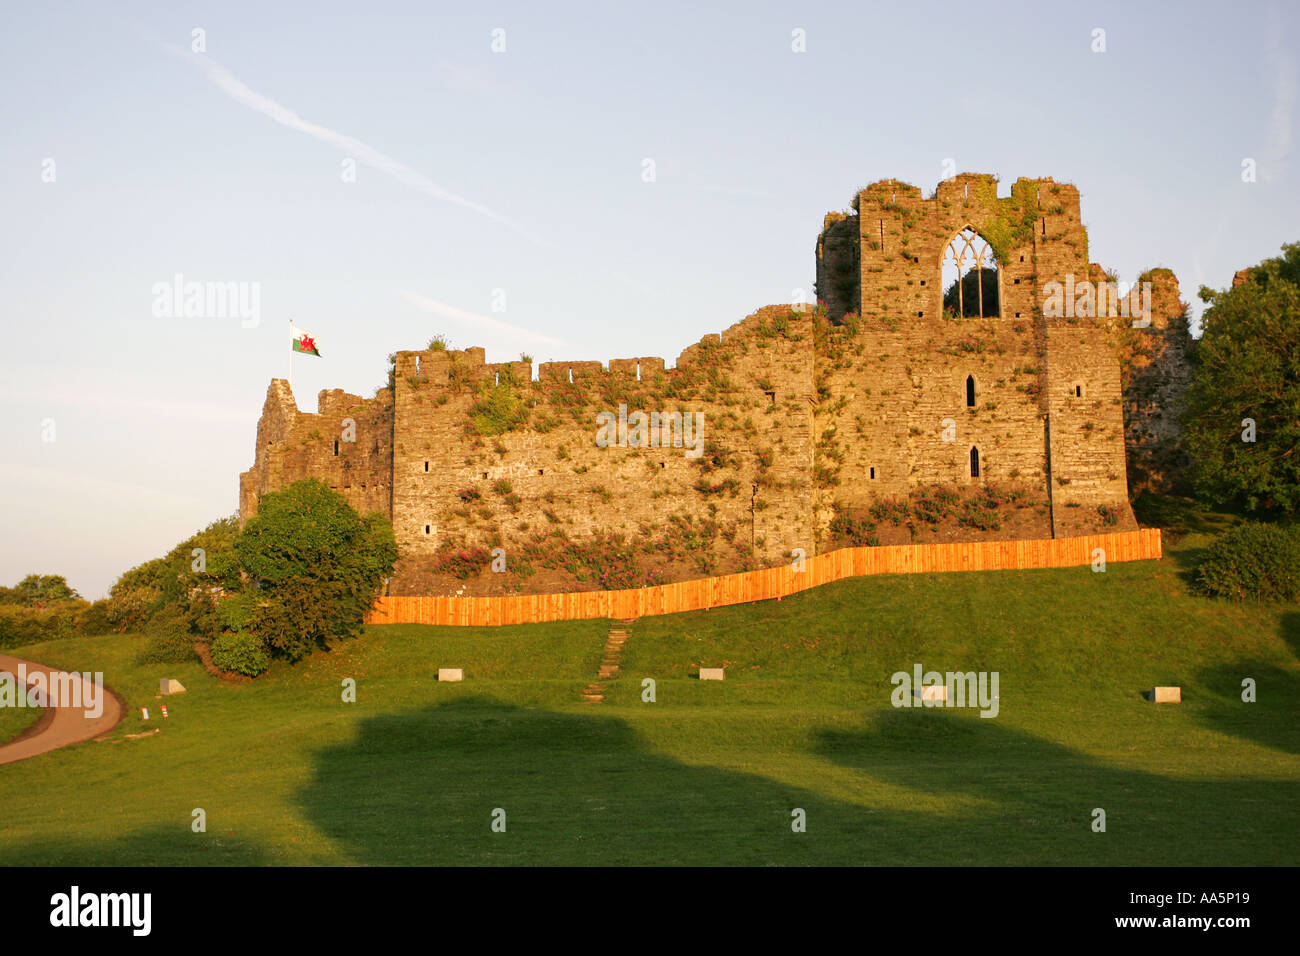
[430,546,494,579]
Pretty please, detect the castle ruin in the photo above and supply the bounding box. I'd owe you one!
[240,173,1190,595]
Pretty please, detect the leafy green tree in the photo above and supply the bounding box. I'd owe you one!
[110,516,242,635]
[1183,243,1300,514]
[106,586,162,633]
[110,558,169,599]
[0,574,80,606]
[943,267,1000,318]
[236,480,397,661]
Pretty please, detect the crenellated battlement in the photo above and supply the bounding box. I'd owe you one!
[240,174,1189,595]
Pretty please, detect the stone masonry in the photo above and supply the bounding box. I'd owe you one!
[239,174,1191,593]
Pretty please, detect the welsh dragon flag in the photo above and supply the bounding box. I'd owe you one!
[291,323,321,357]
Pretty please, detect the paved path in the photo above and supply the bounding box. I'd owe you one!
[0,654,124,766]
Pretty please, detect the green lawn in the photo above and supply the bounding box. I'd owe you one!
[0,698,42,746]
[1,518,1296,866]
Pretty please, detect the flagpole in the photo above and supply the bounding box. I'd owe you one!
[289,318,294,394]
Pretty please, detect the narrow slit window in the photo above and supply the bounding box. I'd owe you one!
[869,467,876,479]
[966,375,976,407]
[333,440,339,456]
[424,461,430,472]
[970,446,981,478]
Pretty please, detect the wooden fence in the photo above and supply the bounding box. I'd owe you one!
[364,528,1161,628]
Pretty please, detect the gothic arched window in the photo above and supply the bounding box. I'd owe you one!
[942,228,1000,318]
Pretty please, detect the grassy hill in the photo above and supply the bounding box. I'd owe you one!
[1,510,1296,866]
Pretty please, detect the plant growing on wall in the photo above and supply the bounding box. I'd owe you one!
[468,378,530,435]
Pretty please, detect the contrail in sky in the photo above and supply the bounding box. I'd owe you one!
[173,47,541,242]
[399,291,567,348]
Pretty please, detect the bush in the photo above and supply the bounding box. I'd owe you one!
[215,590,258,633]
[76,599,114,636]
[112,517,242,607]
[135,606,198,665]
[958,496,1001,531]
[0,603,85,650]
[211,632,270,677]
[829,507,880,547]
[106,586,163,633]
[430,546,494,579]
[1195,522,1300,602]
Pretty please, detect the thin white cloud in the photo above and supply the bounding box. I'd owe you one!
[172,47,541,242]
[398,291,567,348]
[1263,4,1297,181]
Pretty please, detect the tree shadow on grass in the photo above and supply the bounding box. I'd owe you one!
[1186,612,1300,755]
[295,696,1298,866]
[812,707,1298,864]
[0,824,270,866]
[1166,542,1209,591]
[1132,494,1239,540]
[296,696,879,866]
[1282,612,1300,661]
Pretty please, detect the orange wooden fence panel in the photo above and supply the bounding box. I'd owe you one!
[365,528,1161,627]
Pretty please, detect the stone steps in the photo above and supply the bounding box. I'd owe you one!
[582,618,637,704]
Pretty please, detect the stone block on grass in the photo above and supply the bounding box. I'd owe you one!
[1150,686,1181,703]
[438,668,464,682]
[159,679,187,695]
[699,668,725,681]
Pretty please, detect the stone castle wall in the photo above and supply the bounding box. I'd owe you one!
[240,173,1192,593]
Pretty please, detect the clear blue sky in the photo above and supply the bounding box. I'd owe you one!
[1,0,1296,598]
